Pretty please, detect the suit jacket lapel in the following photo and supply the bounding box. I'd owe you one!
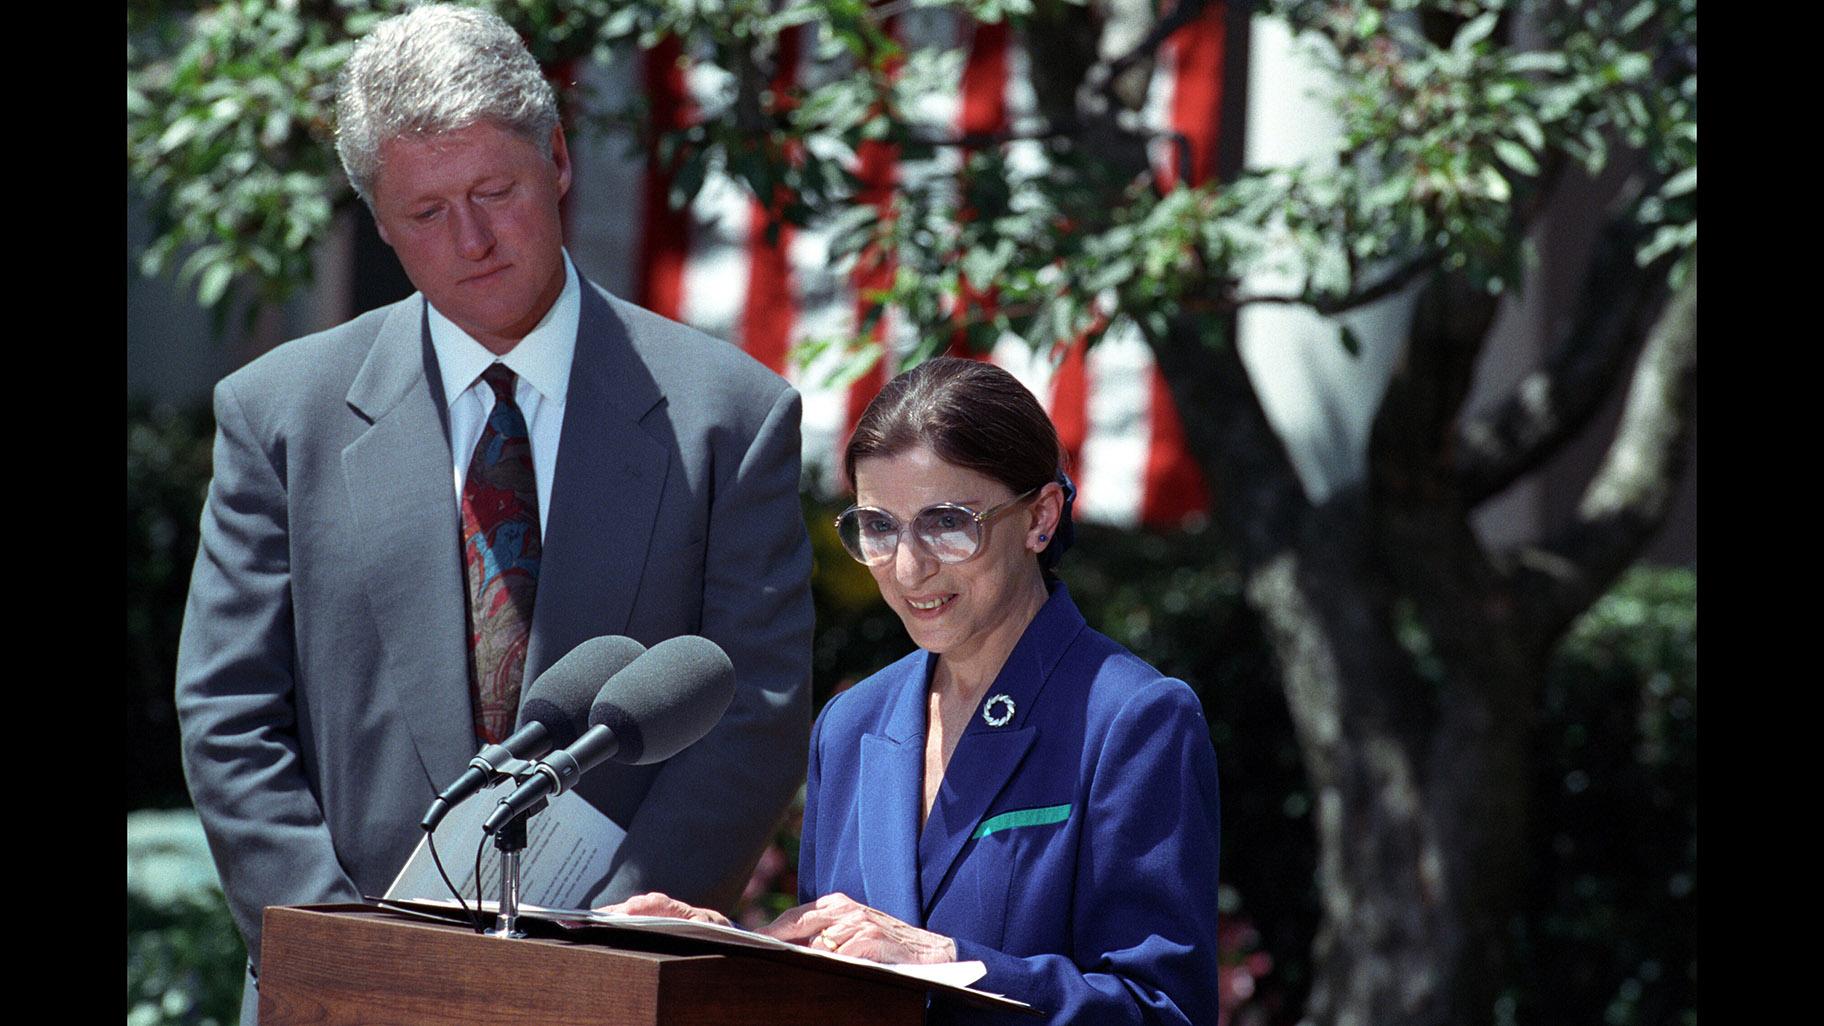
[916,721,1037,916]
[916,585,1087,914]
[525,282,670,680]
[857,654,930,925]
[341,298,473,790]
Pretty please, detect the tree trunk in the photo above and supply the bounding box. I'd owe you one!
[1245,505,1535,1026]
[1149,316,1538,1025]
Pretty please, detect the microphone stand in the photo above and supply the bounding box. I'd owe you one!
[487,796,545,939]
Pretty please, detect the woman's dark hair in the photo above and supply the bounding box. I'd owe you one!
[844,357,1075,570]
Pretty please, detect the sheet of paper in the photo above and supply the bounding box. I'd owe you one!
[570,911,990,989]
[384,779,626,908]
[379,898,994,993]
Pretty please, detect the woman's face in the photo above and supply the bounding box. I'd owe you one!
[853,446,1058,672]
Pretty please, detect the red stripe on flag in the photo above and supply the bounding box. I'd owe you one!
[739,27,802,373]
[843,15,903,443]
[1163,1,1228,189]
[1137,3,1225,523]
[1140,365,1208,523]
[948,19,1011,360]
[742,214,796,373]
[845,132,897,434]
[959,21,1010,138]
[1049,336,1089,478]
[637,38,692,321]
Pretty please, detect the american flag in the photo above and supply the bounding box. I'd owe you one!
[581,7,1234,527]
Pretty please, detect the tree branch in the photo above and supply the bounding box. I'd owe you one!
[1368,270,1504,508]
[900,122,1076,148]
[1236,147,1566,317]
[1453,207,1660,506]
[1232,251,1444,316]
[1364,150,1566,506]
[1510,263,1696,643]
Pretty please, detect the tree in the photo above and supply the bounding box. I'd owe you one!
[127,1,1696,1022]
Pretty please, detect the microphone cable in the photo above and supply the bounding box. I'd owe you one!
[424,815,484,933]
[474,833,489,933]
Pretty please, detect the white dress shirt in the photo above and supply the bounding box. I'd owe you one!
[428,252,582,536]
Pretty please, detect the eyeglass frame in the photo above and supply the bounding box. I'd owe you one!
[834,486,1044,566]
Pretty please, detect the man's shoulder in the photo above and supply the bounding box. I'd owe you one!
[219,299,411,403]
[588,283,794,406]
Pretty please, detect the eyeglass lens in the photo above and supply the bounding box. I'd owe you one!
[840,506,981,565]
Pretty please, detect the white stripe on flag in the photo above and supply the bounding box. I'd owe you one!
[1075,320,1151,528]
[678,61,754,344]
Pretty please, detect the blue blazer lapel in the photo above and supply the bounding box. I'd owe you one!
[525,282,670,681]
[341,298,473,790]
[915,585,1087,914]
[856,655,930,925]
[916,720,1037,916]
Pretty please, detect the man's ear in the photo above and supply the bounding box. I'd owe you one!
[550,126,573,199]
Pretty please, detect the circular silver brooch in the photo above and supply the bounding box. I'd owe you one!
[982,694,1016,727]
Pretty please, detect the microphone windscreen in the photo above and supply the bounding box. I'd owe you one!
[589,635,736,765]
[519,636,647,750]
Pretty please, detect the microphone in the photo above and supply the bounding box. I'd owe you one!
[481,635,737,834]
[420,635,647,831]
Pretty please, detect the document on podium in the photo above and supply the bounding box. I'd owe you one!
[384,779,625,908]
[376,897,1029,1010]
[574,911,992,991]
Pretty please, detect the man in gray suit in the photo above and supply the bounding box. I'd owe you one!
[173,7,813,1021]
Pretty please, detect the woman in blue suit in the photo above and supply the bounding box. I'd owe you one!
[612,358,1222,1024]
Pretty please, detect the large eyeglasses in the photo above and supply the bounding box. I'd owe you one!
[835,487,1040,566]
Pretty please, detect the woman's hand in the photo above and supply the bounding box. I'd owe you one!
[761,893,957,964]
[595,891,731,927]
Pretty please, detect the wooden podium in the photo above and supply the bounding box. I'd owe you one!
[259,904,936,1025]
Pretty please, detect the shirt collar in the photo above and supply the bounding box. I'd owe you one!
[427,250,580,407]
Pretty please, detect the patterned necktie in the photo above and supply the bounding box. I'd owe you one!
[461,364,542,744]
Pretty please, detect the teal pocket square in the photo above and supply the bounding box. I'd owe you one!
[972,803,1073,839]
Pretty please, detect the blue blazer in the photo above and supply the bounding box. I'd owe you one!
[800,584,1222,1025]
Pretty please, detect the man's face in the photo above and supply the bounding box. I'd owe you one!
[371,120,572,355]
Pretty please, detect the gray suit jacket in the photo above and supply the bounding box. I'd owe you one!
[175,280,813,1007]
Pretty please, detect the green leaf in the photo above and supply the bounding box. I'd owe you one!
[1662,166,1697,197]
[1493,139,1539,176]
[1619,1,1658,33]
[1612,53,1652,83]
[1084,256,1136,294]
[1508,52,1568,74]
[827,342,885,390]
[1636,221,1696,266]
[1480,166,1512,202]
[790,335,834,372]
[197,263,233,308]
[1511,116,1545,152]
[158,116,200,153]
[1453,13,1500,55]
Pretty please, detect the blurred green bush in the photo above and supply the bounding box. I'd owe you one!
[1509,567,1697,1026]
[127,400,215,811]
[127,810,245,1026]
[127,404,1693,1024]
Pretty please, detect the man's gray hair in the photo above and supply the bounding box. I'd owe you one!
[335,4,559,204]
